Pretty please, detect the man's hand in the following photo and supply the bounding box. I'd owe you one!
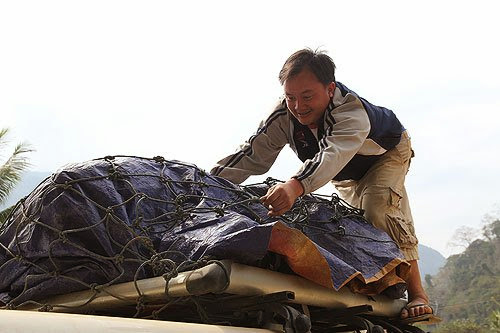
[260,178,304,216]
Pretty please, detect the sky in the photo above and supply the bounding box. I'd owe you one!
[1,0,499,257]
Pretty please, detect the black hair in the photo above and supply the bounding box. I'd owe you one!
[278,48,336,85]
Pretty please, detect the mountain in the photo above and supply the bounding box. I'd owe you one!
[0,171,51,210]
[418,243,446,279]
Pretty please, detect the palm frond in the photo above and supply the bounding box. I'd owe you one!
[0,128,10,154]
[0,128,9,139]
[0,132,34,204]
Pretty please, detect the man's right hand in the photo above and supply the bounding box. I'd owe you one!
[260,178,304,216]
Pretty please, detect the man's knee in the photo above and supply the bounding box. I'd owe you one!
[361,185,418,258]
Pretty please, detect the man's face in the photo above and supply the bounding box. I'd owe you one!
[284,69,335,127]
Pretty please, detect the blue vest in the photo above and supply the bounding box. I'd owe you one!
[293,82,405,181]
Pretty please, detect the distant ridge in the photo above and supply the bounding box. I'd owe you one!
[418,243,446,278]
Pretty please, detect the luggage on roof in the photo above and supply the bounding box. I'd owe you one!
[0,155,435,332]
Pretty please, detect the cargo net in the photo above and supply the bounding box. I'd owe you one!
[0,155,400,321]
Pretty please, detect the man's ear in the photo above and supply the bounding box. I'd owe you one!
[328,82,336,98]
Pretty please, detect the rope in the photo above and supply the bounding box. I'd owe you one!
[0,155,395,320]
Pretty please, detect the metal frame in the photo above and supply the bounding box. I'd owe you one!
[12,260,428,332]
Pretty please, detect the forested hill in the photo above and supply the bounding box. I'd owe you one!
[425,218,500,329]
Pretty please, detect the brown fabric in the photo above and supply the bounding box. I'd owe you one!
[267,222,410,293]
[348,266,408,296]
[268,222,334,288]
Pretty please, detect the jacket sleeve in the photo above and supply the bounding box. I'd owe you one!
[293,90,371,194]
[210,104,290,184]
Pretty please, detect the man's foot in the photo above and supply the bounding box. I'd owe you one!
[401,261,435,321]
[400,297,433,320]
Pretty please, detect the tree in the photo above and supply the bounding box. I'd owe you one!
[426,217,500,325]
[482,209,500,241]
[447,225,480,251]
[424,273,433,288]
[0,128,33,223]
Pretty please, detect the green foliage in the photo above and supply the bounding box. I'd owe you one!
[489,310,500,332]
[483,219,500,242]
[433,318,483,333]
[0,128,33,224]
[432,311,500,333]
[426,217,500,328]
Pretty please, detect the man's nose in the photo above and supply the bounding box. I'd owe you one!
[294,99,302,111]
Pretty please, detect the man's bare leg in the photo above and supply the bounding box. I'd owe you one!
[401,259,433,319]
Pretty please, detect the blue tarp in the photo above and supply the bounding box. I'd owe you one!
[0,156,409,305]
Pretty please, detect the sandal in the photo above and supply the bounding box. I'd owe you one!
[399,303,442,325]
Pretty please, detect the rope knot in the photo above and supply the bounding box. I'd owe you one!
[153,156,165,163]
[175,194,186,205]
[108,170,124,181]
[5,303,16,310]
[135,295,146,313]
[152,310,161,319]
[38,304,53,312]
[89,283,100,293]
[214,204,226,217]
[58,232,68,243]
[264,177,280,187]
[114,254,124,264]
[162,269,179,282]
[133,216,143,228]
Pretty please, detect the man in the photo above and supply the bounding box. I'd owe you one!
[211,48,432,320]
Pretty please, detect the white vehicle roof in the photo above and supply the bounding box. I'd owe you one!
[0,310,276,333]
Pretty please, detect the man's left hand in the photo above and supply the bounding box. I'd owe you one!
[260,178,304,216]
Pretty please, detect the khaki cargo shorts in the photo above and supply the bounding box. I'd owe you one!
[333,131,419,261]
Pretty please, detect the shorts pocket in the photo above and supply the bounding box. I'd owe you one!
[386,187,418,249]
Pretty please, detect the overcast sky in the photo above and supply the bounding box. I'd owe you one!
[1,0,499,257]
